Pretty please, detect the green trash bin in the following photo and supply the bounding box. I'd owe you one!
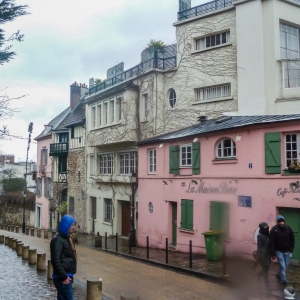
[202,230,223,261]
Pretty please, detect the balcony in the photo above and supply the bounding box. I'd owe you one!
[50,143,68,156]
[177,0,233,21]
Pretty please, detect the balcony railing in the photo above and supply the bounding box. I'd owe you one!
[50,143,68,156]
[178,0,233,21]
[89,56,176,96]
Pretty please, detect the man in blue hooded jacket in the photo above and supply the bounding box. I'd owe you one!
[270,215,294,285]
[50,215,78,300]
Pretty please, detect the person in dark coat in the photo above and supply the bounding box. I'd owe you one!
[50,215,78,300]
[270,215,295,285]
[256,222,271,290]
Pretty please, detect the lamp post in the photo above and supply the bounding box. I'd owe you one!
[129,172,137,247]
[22,190,26,233]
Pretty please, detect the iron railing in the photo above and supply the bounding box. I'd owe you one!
[50,143,68,156]
[178,0,233,21]
[89,56,176,96]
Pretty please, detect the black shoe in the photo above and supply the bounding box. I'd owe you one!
[282,281,287,286]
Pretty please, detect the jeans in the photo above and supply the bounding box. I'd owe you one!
[53,277,74,300]
[276,251,291,283]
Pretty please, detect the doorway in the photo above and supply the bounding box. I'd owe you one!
[91,197,96,234]
[171,202,177,246]
[36,205,41,228]
[122,201,131,236]
[279,208,300,262]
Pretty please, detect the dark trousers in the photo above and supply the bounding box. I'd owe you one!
[258,264,270,289]
[53,277,74,300]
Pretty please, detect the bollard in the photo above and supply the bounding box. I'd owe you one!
[11,225,15,232]
[37,253,46,271]
[47,260,53,280]
[44,230,49,239]
[120,293,140,300]
[189,240,192,269]
[166,238,169,264]
[86,278,102,300]
[22,245,29,260]
[95,236,102,248]
[15,226,19,233]
[146,236,149,259]
[222,243,228,277]
[37,229,41,238]
[72,232,78,244]
[0,235,4,244]
[12,239,18,250]
[29,249,37,265]
[0,224,3,230]
[9,237,13,248]
[105,232,107,250]
[26,227,29,235]
[30,228,35,236]
[129,239,131,255]
[5,236,10,245]
[52,231,56,238]
[4,224,7,230]
[7,225,10,231]
[16,243,24,256]
[116,233,118,253]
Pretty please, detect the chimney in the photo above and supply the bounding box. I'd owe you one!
[198,115,207,124]
[70,82,88,110]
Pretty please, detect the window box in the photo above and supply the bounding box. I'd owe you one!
[178,228,195,234]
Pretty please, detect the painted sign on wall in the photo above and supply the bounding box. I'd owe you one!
[186,181,237,195]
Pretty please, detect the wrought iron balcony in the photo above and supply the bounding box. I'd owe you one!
[177,0,233,21]
[50,143,68,156]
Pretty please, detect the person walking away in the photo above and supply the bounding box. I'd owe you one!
[256,222,271,291]
[50,215,78,300]
[270,215,294,286]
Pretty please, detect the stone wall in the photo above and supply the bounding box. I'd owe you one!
[67,148,87,233]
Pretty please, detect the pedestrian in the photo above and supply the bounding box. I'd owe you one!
[50,215,78,300]
[256,222,271,291]
[270,215,295,285]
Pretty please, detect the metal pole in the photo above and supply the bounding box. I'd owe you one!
[146,236,149,259]
[189,240,192,269]
[22,195,25,233]
[166,238,169,264]
[116,233,118,253]
[222,243,227,276]
[105,232,107,250]
[129,183,136,247]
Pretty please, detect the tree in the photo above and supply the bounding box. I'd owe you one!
[2,177,25,192]
[0,0,29,65]
[95,78,102,85]
[146,39,166,50]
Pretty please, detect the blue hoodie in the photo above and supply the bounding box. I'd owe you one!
[59,215,76,237]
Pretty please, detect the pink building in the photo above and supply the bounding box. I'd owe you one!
[137,115,300,261]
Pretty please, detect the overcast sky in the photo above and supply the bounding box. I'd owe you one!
[0,0,207,162]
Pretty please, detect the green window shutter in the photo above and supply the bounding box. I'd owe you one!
[180,200,187,229]
[43,177,46,197]
[210,201,229,236]
[181,199,194,230]
[40,149,43,165]
[186,200,194,230]
[192,142,200,175]
[169,145,179,175]
[265,132,281,174]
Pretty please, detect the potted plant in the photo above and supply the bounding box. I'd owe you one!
[288,159,300,173]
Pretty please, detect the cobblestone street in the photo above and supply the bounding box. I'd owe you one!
[0,244,86,300]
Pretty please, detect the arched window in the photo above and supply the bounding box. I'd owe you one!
[217,138,236,158]
[169,89,176,108]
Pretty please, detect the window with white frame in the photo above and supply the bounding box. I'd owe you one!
[142,93,148,119]
[196,31,230,51]
[104,198,112,222]
[110,99,115,123]
[119,152,136,175]
[217,138,236,158]
[148,149,156,173]
[180,145,192,167]
[91,106,96,128]
[99,153,114,175]
[90,154,95,176]
[97,103,102,127]
[196,84,231,101]
[169,89,176,108]
[103,102,108,125]
[280,23,300,88]
[116,96,122,122]
[285,133,300,168]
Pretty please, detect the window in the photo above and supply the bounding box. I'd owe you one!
[90,154,95,176]
[280,23,300,88]
[103,102,108,125]
[71,127,75,139]
[59,133,68,143]
[180,199,193,230]
[169,89,176,108]
[104,198,112,222]
[91,106,96,128]
[43,177,47,197]
[97,104,102,127]
[110,99,115,123]
[47,178,52,198]
[148,149,156,174]
[99,153,114,175]
[142,93,148,119]
[119,152,136,175]
[40,148,48,166]
[180,145,192,167]
[116,97,122,122]
[196,84,231,101]
[58,156,68,173]
[217,138,236,158]
[169,142,200,175]
[69,197,75,214]
[148,202,153,214]
[196,31,230,51]
[285,133,300,168]
[37,178,42,196]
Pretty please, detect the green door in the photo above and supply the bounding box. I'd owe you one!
[279,208,300,262]
[210,201,229,237]
[172,202,177,246]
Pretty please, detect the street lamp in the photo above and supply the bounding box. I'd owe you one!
[22,190,26,233]
[129,172,137,247]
